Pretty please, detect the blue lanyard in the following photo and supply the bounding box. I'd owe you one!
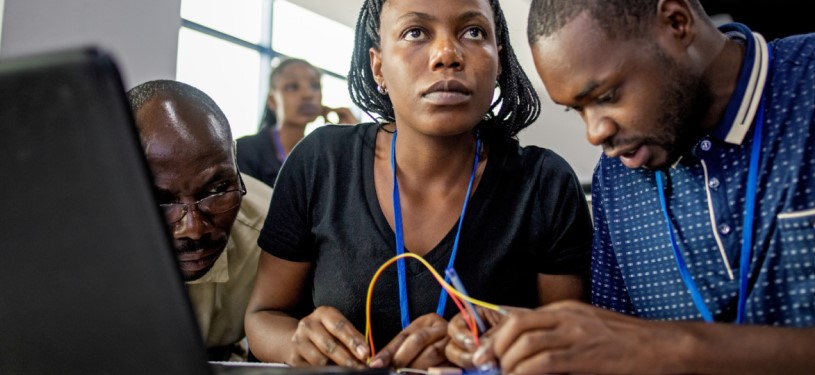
[656,65,768,323]
[271,128,287,162]
[390,130,481,329]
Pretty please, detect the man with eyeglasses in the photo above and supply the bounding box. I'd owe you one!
[127,80,273,361]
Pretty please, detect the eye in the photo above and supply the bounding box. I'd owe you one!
[462,27,486,40]
[283,82,299,92]
[155,190,178,205]
[311,81,322,90]
[207,183,231,196]
[596,88,618,104]
[403,27,427,41]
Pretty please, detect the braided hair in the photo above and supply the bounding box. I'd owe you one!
[347,0,541,144]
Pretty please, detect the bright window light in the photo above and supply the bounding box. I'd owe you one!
[176,28,263,139]
[180,0,265,44]
[272,1,354,77]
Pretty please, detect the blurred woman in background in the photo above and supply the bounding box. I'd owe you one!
[236,57,358,187]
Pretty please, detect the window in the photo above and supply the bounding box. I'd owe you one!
[176,0,360,139]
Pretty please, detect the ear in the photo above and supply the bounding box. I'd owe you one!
[369,47,384,87]
[656,0,696,50]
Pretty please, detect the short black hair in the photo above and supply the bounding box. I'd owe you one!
[348,0,541,144]
[126,79,232,142]
[527,0,707,43]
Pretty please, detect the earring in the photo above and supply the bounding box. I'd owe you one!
[377,84,388,95]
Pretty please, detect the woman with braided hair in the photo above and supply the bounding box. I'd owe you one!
[245,0,592,370]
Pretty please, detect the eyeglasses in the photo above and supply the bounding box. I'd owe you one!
[159,181,247,224]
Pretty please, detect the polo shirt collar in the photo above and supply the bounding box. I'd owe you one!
[711,23,770,145]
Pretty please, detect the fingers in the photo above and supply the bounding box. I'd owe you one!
[290,306,369,368]
[445,335,475,368]
[321,106,358,124]
[498,327,571,373]
[503,348,573,375]
[448,312,477,351]
[318,309,370,361]
[489,309,562,358]
[371,313,448,369]
[446,312,478,368]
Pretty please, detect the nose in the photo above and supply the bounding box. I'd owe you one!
[174,205,212,241]
[430,32,463,71]
[585,110,617,147]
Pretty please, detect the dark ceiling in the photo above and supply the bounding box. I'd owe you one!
[700,0,812,41]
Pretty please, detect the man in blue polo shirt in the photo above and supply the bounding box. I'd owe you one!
[450,0,815,373]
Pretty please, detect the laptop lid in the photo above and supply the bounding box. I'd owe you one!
[0,48,211,375]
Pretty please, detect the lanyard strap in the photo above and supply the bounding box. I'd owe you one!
[656,71,767,323]
[271,128,287,162]
[391,130,481,329]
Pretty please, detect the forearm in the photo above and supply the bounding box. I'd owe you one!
[245,310,299,363]
[671,323,815,374]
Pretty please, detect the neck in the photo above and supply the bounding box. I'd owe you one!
[272,122,306,154]
[698,31,746,133]
[389,124,480,185]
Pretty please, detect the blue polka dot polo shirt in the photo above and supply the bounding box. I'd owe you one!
[591,23,815,326]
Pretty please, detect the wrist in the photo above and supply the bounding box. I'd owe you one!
[646,321,701,374]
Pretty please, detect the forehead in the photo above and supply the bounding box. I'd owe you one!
[136,97,233,172]
[275,62,320,82]
[531,11,639,102]
[380,0,494,26]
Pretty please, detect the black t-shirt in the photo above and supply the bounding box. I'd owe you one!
[236,127,283,188]
[258,123,592,348]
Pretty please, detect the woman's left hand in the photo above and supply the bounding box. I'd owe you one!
[322,106,359,125]
[368,313,450,370]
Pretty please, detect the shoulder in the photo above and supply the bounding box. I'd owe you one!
[289,123,377,159]
[512,142,581,180]
[235,173,273,231]
[236,131,266,149]
[769,33,815,78]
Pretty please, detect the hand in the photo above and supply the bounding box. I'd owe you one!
[473,300,677,374]
[446,306,527,368]
[369,313,450,370]
[288,306,370,368]
[322,106,359,125]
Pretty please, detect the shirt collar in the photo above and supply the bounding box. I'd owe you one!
[185,236,233,285]
[710,23,770,145]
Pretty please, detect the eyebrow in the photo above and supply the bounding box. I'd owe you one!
[574,81,601,102]
[396,10,491,25]
[397,11,434,23]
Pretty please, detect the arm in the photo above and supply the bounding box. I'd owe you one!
[244,252,310,363]
[472,300,815,374]
[244,252,370,367]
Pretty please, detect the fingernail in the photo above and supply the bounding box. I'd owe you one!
[356,345,368,358]
[456,333,475,349]
[472,346,487,365]
[369,358,383,368]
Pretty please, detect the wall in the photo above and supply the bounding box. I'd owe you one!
[0,0,181,89]
[0,0,4,50]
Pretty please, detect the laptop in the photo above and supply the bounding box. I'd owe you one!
[0,47,392,375]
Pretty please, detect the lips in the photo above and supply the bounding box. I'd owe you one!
[176,247,223,272]
[298,102,320,116]
[422,80,472,106]
[617,145,651,169]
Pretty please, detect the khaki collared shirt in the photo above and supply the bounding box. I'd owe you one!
[185,173,272,351]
